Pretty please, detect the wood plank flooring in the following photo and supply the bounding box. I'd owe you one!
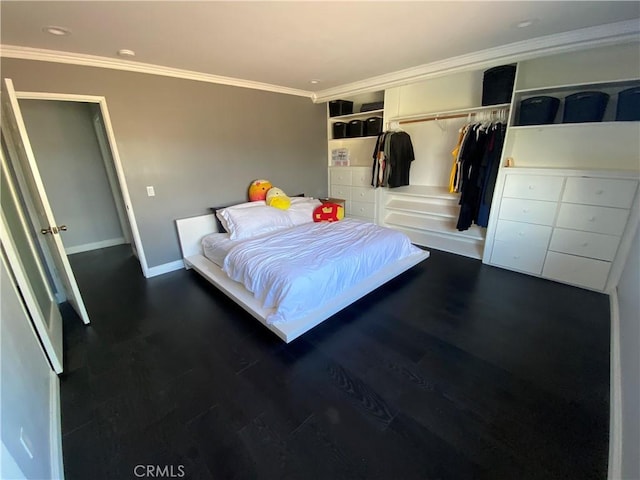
[61,244,610,479]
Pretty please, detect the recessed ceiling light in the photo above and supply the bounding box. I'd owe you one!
[310,79,321,85]
[117,49,136,57]
[43,26,70,36]
[516,19,537,28]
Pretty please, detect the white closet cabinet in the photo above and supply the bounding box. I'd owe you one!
[485,168,639,292]
[328,166,376,222]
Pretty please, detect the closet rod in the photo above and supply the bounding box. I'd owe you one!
[398,109,507,125]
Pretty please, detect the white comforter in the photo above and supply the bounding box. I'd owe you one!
[222,218,423,325]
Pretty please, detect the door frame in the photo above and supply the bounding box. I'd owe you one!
[15,90,150,277]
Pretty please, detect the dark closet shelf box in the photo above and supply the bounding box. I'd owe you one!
[329,100,354,117]
[616,87,640,121]
[518,96,560,125]
[332,122,348,139]
[482,64,516,106]
[347,119,365,137]
[562,91,609,123]
[364,117,383,136]
[360,101,384,112]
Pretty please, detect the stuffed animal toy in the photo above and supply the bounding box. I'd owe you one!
[248,179,272,201]
[313,203,344,222]
[266,187,291,210]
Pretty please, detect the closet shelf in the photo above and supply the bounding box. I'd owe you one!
[509,121,640,131]
[329,135,378,142]
[388,103,510,124]
[514,78,640,95]
[329,109,384,122]
[386,200,458,219]
[385,185,459,200]
[384,213,485,241]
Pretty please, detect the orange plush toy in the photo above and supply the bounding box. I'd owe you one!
[313,203,344,222]
[248,179,272,201]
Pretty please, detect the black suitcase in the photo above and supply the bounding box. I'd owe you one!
[563,91,609,123]
[360,101,384,112]
[518,96,560,125]
[616,87,640,121]
[347,119,365,137]
[364,117,383,136]
[332,122,347,139]
[329,100,353,117]
[482,64,517,106]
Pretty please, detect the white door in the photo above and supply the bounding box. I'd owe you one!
[0,146,64,373]
[2,78,91,325]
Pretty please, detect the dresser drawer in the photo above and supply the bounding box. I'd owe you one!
[562,177,638,208]
[329,168,352,186]
[495,220,552,247]
[499,198,557,226]
[542,251,610,291]
[491,240,547,274]
[349,201,375,219]
[351,186,375,203]
[351,168,372,187]
[556,203,629,235]
[503,174,564,201]
[330,185,351,201]
[549,228,620,261]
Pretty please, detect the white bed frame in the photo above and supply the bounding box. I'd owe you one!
[175,213,430,343]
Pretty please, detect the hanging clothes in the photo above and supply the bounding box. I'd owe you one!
[371,130,415,188]
[455,120,506,231]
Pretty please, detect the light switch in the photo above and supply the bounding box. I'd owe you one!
[146,186,155,197]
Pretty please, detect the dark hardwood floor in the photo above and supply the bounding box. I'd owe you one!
[61,244,610,480]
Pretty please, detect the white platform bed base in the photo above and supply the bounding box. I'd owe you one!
[176,213,429,343]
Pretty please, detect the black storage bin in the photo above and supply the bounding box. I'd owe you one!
[616,87,640,121]
[360,101,384,112]
[482,64,517,106]
[329,100,354,117]
[364,117,383,136]
[563,91,609,123]
[518,96,560,125]
[347,119,365,137]
[332,122,347,139]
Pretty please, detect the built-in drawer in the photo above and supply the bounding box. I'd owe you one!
[349,201,375,219]
[562,177,638,208]
[330,168,352,186]
[503,174,564,201]
[494,220,552,247]
[330,184,351,201]
[351,168,372,187]
[491,240,547,274]
[548,228,620,261]
[351,186,375,203]
[542,251,610,291]
[555,203,630,236]
[499,198,557,226]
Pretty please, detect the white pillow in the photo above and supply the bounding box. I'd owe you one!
[215,201,264,233]
[218,202,294,240]
[287,197,322,226]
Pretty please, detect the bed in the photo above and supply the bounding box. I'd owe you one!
[175,198,429,342]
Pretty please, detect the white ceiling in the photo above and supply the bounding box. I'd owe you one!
[1,1,639,99]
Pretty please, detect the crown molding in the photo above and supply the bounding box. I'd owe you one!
[312,19,640,103]
[0,44,314,99]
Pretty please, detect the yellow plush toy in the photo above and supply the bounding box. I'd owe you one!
[265,187,291,210]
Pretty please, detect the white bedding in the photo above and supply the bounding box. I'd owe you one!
[221,218,424,325]
[202,233,238,267]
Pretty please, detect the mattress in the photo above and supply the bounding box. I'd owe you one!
[201,233,238,267]
[222,218,424,325]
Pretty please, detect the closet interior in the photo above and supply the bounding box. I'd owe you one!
[325,42,640,292]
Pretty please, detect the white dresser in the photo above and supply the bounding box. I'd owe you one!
[328,166,376,222]
[484,168,639,292]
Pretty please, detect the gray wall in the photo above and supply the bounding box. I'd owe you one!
[19,99,124,253]
[1,58,328,267]
[617,224,639,480]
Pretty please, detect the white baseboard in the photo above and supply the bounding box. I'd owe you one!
[64,237,126,255]
[49,372,64,480]
[608,289,622,480]
[145,259,185,278]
